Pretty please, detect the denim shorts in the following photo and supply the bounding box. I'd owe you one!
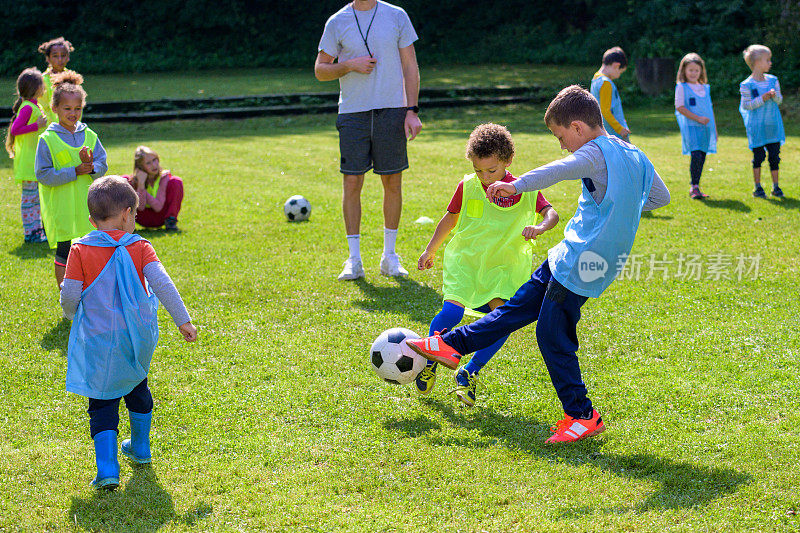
[336,107,409,175]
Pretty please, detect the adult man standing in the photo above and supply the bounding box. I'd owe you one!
[315,0,422,280]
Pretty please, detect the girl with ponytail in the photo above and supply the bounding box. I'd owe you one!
[5,68,48,243]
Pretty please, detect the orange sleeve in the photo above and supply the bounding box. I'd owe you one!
[64,244,84,283]
[599,81,624,134]
[140,241,160,267]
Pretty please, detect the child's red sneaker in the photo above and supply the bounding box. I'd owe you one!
[405,333,462,370]
[546,409,605,443]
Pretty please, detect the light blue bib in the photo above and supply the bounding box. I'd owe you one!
[590,74,628,138]
[675,83,717,155]
[739,74,785,150]
[548,136,654,298]
[66,231,159,400]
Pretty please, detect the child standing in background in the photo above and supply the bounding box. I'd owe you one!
[60,175,197,490]
[35,72,107,289]
[675,53,717,199]
[739,44,785,198]
[590,47,631,142]
[38,37,75,124]
[5,68,49,242]
[414,124,559,406]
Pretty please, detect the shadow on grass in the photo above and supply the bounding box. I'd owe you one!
[383,414,442,437]
[400,399,751,513]
[41,318,71,357]
[8,242,52,260]
[641,211,673,220]
[135,227,179,240]
[765,196,800,209]
[69,465,212,531]
[700,198,752,212]
[352,277,442,324]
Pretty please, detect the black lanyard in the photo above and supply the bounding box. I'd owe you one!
[352,2,378,57]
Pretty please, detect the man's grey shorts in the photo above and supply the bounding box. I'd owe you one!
[336,107,408,175]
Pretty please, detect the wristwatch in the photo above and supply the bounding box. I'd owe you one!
[407,105,419,114]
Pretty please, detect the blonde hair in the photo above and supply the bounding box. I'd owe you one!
[131,145,164,189]
[677,53,708,84]
[743,45,771,69]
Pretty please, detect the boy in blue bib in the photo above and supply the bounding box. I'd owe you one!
[407,86,670,443]
[60,176,197,489]
[590,47,630,142]
[739,44,786,198]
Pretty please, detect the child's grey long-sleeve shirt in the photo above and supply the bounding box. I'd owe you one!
[512,139,671,211]
[34,122,108,186]
[60,262,191,327]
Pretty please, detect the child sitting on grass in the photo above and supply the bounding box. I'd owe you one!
[414,123,558,406]
[60,175,197,490]
[407,85,670,443]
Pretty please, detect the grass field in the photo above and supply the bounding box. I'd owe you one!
[0,64,596,102]
[2,96,800,531]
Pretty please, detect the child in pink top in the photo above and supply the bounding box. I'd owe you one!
[5,68,49,242]
[125,145,184,231]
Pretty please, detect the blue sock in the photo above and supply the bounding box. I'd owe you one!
[464,334,508,375]
[426,302,464,366]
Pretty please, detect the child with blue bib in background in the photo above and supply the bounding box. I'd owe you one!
[407,86,670,443]
[590,47,630,142]
[5,67,49,242]
[414,123,559,406]
[35,72,107,290]
[675,53,717,199]
[38,37,75,124]
[739,44,786,198]
[60,175,197,490]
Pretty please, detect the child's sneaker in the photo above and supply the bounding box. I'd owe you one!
[414,362,437,395]
[753,184,766,198]
[405,333,462,370]
[772,186,785,198]
[379,253,409,277]
[453,367,477,407]
[24,228,48,243]
[338,257,365,280]
[689,185,708,199]
[546,409,605,443]
[165,216,179,231]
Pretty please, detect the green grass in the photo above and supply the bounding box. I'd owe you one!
[0,64,596,102]
[2,97,800,531]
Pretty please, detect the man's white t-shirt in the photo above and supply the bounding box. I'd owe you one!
[318,1,418,114]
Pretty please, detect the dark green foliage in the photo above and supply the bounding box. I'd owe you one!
[1,0,796,94]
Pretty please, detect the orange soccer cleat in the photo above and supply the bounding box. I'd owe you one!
[405,332,462,370]
[546,409,606,443]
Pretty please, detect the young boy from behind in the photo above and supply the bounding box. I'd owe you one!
[591,46,631,142]
[407,85,670,443]
[60,175,197,489]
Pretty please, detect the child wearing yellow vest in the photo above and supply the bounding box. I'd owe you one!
[5,68,49,243]
[35,72,107,289]
[414,123,559,406]
[38,37,76,124]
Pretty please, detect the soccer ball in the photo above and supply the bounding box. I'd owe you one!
[284,195,311,222]
[370,328,426,386]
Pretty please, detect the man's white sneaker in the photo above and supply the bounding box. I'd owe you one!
[338,257,365,280]
[380,253,409,277]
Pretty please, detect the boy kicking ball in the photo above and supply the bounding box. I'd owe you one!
[407,85,670,443]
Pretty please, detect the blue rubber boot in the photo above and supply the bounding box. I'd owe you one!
[121,411,152,464]
[90,430,119,490]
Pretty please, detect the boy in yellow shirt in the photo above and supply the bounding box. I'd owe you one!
[590,46,630,142]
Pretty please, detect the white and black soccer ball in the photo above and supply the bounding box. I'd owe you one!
[370,328,426,385]
[284,195,311,222]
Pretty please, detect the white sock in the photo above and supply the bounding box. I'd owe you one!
[383,228,398,256]
[346,234,361,260]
